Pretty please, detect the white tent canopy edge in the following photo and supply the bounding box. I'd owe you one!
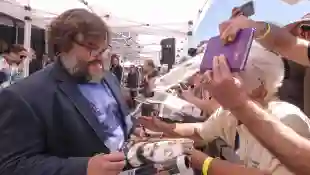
[0,0,212,75]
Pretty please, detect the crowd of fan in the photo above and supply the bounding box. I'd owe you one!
[1,6,310,175]
[129,7,310,175]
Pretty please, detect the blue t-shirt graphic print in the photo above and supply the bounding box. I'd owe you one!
[78,82,125,151]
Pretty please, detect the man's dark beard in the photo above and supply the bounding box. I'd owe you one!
[66,59,105,84]
[65,60,89,83]
[71,68,89,84]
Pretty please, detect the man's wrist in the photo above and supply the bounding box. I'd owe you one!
[221,91,250,111]
[188,149,210,170]
[228,98,252,113]
[157,120,174,136]
[228,99,259,127]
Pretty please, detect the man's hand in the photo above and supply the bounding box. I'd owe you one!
[202,55,249,110]
[87,152,126,175]
[137,116,164,132]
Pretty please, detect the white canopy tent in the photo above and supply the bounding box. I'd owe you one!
[0,0,214,66]
[0,0,304,76]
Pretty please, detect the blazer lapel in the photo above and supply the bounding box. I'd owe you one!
[104,73,129,116]
[51,61,109,149]
[103,73,132,136]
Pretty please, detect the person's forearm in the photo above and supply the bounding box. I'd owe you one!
[230,100,310,174]
[185,96,217,115]
[159,122,203,141]
[251,21,310,66]
[252,21,287,52]
[190,152,269,175]
[185,96,206,111]
[208,159,270,175]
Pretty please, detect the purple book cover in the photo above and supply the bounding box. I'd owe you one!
[200,28,255,72]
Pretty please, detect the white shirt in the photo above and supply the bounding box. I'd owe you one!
[197,100,310,174]
[0,56,23,87]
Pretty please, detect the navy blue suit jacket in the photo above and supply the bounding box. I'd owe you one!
[0,61,132,175]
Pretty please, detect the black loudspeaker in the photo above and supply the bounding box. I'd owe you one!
[188,48,197,57]
[160,38,175,69]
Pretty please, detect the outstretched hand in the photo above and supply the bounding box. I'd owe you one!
[137,116,163,132]
[201,55,249,110]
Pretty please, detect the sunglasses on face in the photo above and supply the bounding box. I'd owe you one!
[300,24,310,32]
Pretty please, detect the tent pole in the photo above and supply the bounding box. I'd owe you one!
[186,20,194,57]
[23,5,32,77]
[14,21,18,44]
[44,29,48,54]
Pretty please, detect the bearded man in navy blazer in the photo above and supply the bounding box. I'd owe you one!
[0,9,134,175]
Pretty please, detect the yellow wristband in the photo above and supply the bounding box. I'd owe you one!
[202,157,214,175]
[256,23,271,40]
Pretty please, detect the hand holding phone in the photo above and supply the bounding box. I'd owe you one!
[240,1,255,17]
[231,7,243,19]
[231,1,255,19]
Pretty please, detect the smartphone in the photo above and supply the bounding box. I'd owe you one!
[177,84,184,94]
[179,83,189,90]
[240,1,255,17]
[200,28,255,73]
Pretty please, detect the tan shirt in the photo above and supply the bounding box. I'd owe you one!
[197,100,310,174]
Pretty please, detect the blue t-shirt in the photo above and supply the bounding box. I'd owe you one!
[78,82,126,151]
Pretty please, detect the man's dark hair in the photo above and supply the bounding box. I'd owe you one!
[144,59,155,68]
[4,44,26,54]
[111,54,119,61]
[48,8,110,53]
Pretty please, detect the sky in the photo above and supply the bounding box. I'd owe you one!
[11,0,310,60]
[194,0,310,45]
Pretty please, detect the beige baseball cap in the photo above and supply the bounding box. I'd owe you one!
[284,13,310,31]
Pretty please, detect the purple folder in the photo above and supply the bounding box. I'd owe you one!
[200,28,255,72]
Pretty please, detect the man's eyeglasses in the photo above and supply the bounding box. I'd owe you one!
[89,48,107,58]
[20,55,27,59]
[75,41,108,58]
[300,24,310,32]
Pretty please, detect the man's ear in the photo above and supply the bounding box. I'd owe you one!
[75,33,84,43]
